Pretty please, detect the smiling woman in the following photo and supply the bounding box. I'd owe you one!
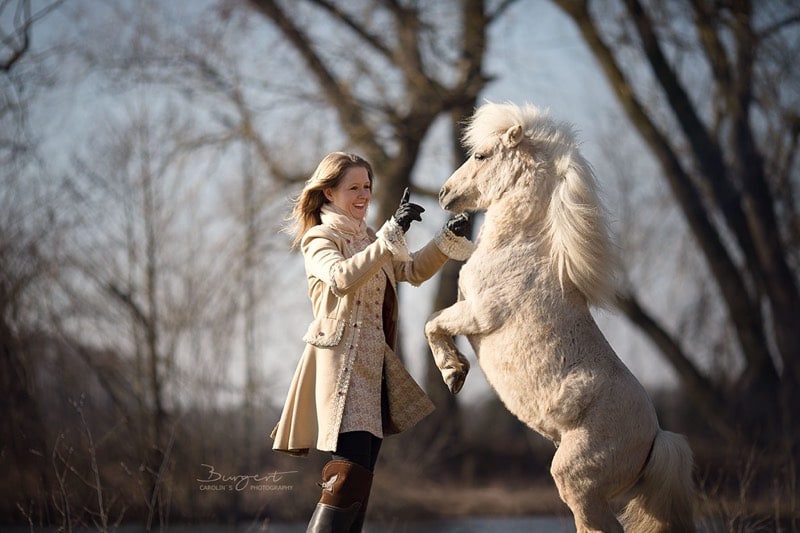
[324,166,372,221]
[271,151,474,532]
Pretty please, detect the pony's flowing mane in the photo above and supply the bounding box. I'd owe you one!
[465,102,617,307]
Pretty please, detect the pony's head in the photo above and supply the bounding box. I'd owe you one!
[440,102,617,307]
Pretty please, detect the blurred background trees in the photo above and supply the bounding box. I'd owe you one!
[1,0,798,529]
[556,0,800,446]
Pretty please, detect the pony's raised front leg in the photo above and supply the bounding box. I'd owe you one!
[425,304,470,394]
[425,299,494,394]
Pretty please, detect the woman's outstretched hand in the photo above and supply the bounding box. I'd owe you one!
[445,212,471,238]
[393,187,424,233]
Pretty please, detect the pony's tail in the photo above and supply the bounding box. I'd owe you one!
[620,430,696,533]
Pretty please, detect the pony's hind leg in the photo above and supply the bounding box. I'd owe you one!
[563,496,622,533]
[554,478,623,533]
[551,437,624,533]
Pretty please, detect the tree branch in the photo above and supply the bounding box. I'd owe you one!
[487,0,520,22]
[615,292,736,439]
[688,0,732,88]
[307,0,393,59]
[727,1,800,385]
[624,0,768,296]
[248,0,381,155]
[554,0,776,383]
[756,9,800,38]
[1,0,66,71]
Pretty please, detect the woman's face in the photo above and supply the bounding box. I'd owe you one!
[324,166,372,221]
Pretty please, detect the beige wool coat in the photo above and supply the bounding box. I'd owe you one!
[271,218,473,455]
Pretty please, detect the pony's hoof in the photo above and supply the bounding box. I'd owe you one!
[447,372,467,395]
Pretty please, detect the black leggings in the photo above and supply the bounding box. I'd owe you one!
[333,431,382,472]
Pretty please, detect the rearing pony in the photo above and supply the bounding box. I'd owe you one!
[426,102,695,533]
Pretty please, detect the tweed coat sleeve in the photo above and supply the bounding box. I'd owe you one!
[302,221,475,294]
[392,240,448,286]
[301,222,400,297]
[392,226,476,286]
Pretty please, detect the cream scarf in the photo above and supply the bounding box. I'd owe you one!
[320,203,369,240]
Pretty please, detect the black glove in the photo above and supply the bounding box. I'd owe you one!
[445,212,471,238]
[393,187,424,233]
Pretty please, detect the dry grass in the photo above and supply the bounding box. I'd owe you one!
[370,475,569,522]
[4,388,798,530]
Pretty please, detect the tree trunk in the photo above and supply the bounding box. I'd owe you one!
[553,0,798,444]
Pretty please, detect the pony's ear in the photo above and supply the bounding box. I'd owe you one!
[501,124,523,148]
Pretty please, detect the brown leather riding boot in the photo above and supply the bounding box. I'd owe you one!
[348,472,373,533]
[306,460,373,533]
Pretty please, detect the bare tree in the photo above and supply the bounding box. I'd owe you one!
[1,0,70,514]
[0,0,66,71]
[245,0,517,453]
[59,105,180,508]
[552,0,800,440]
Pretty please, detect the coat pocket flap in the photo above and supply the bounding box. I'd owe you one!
[302,317,346,347]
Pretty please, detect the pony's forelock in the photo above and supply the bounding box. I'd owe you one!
[463,102,545,152]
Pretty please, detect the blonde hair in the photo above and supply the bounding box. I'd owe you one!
[288,152,374,250]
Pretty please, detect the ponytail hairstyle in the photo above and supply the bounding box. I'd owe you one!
[288,152,374,250]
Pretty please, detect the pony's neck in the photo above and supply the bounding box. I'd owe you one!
[478,198,547,250]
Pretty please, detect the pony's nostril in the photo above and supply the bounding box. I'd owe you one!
[439,187,450,209]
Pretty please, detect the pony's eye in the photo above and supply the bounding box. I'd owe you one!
[474,152,488,161]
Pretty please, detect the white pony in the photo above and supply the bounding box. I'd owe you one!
[426,102,695,532]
